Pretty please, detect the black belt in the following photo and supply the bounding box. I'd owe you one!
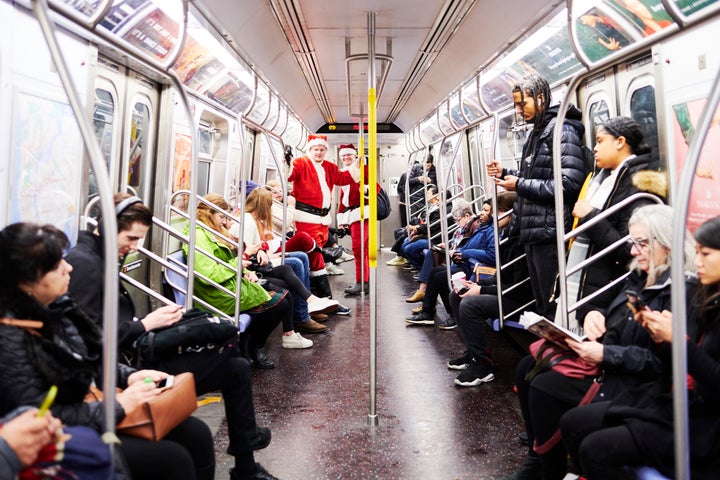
[295,200,330,217]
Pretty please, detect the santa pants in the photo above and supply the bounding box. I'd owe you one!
[350,220,369,283]
[283,230,325,272]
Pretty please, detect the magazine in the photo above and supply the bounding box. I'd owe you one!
[519,311,587,349]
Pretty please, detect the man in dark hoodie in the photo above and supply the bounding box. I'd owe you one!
[487,74,588,318]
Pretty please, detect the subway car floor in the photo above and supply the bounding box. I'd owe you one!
[200,249,531,480]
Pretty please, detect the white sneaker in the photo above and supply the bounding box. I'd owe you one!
[282,332,313,349]
[386,256,408,266]
[337,251,355,263]
[326,263,344,275]
[307,297,339,314]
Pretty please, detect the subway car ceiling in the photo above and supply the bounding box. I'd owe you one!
[10,0,720,151]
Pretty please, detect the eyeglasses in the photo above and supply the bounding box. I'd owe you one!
[626,237,650,250]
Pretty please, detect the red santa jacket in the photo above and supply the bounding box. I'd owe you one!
[337,165,381,225]
[289,155,355,224]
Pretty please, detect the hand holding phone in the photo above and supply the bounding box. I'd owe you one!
[625,289,645,315]
[156,376,174,389]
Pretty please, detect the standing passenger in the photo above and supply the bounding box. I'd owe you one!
[487,74,588,318]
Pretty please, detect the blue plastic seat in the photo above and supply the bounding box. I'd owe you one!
[164,251,251,332]
[627,466,671,480]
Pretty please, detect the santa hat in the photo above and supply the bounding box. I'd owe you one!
[339,144,357,157]
[306,134,329,150]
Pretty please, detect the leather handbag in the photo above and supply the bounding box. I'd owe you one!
[87,372,198,441]
[527,339,601,380]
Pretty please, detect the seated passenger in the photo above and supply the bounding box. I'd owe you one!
[405,199,495,328]
[64,193,281,480]
[504,205,695,480]
[188,194,313,362]
[561,215,720,480]
[446,192,531,387]
[0,408,60,478]
[400,185,448,269]
[241,189,338,333]
[0,222,217,480]
[562,116,666,328]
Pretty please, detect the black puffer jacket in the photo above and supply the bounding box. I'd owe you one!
[504,104,588,245]
[0,294,132,432]
[574,156,667,322]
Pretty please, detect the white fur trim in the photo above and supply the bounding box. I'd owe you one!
[306,137,329,150]
[339,147,356,157]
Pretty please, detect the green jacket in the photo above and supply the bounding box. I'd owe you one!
[182,225,270,314]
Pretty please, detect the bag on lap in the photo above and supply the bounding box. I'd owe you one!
[133,308,239,364]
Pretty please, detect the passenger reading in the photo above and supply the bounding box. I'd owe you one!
[520,311,587,349]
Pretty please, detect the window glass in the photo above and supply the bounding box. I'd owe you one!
[630,85,661,170]
[127,102,150,197]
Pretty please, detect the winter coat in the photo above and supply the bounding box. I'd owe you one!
[504,104,588,245]
[456,219,496,269]
[574,156,667,322]
[604,276,720,479]
[0,294,132,433]
[477,221,531,299]
[182,224,271,315]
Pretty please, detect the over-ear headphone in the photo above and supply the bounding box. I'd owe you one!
[115,196,143,217]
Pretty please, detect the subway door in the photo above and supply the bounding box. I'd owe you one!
[93,59,160,317]
[575,66,617,151]
[615,53,661,171]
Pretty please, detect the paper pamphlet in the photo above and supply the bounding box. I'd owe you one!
[519,311,587,349]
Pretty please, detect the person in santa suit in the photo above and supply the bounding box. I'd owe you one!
[336,144,377,296]
[288,134,357,310]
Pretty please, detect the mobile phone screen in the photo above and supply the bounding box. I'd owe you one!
[625,289,645,314]
[157,376,174,389]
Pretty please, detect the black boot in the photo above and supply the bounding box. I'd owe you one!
[249,347,275,369]
[310,274,334,299]
[344,282,368,296]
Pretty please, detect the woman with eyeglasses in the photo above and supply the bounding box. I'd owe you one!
[560,215,720,479]
[503,205,695,480]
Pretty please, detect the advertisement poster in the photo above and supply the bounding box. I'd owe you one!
[173,133,192,193]
[123,8,179,61]
[671,98,720,232]
[575,7,633,62]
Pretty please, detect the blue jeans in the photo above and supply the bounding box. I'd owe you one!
[402,238,428,268]
[417,249,436,283]
[283,252,311,323]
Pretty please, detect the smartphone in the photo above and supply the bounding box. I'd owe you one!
[625,289,645,314]
[457,286,469,295]
[157,376,174,389]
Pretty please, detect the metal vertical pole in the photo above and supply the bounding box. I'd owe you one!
[358,114,366,293]
[367,11,379,427]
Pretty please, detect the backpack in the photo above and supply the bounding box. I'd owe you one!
[376,185,392,220]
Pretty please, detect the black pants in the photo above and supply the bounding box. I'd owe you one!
[264,264,311,301]
[515,354,537,457]
[247,295,291,346]
[560,402,638,480]
[119,416,214,480]
[157,350,259,457]
[399,202,408,227]
[422,265,452,314]
[525,242,559,318]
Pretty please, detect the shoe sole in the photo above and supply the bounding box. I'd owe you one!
[282,343,313,349]
[334,310,351,316]
[454,373,495,387]
[405,319,434,325]
[295,328,328,334]
[438,324,457,330]
[446,363,469,370]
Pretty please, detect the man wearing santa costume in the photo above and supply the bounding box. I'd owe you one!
[288,134,358,303]
[336,144,378,296]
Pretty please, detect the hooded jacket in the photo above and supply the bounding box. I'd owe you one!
[574,156,667,322]
[504,104,588,245]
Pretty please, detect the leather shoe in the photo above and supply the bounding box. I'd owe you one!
[249,427,271,450]
[311,313,329,322]
[344,282,368,296]
[405,290,425,303]
[294,318,328,333]
[230,462,281,480]
[249,347,275,369]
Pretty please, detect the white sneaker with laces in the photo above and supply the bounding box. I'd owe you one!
[326,263,344,275]
[307,297,339,314]
[337,251,355,263]
[282,332,313,349]
[386,256,408,266]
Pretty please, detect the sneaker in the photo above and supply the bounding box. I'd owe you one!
[282,332,313,349]
[307,296,339,314]
[405,290,425,303]
[337,250,355,263]
[447,351,473,370]
[230,462,281,480]
[402,263,415,270]
[294,318,328,333]
[406,310,435,325]
[386,256,408,266]
[437,317,457,330]
[326,263,345,275]
[454,361,494,387]
[334,304,351,316]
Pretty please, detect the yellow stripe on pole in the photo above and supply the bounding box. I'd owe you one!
[368,88,377,266]
[359,121,365,220]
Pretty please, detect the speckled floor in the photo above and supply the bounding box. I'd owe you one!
[206,251,533,480]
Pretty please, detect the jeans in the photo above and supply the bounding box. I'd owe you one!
[282,253,311,323]
[402,238,428,268]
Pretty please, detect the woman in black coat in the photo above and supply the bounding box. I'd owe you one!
[0,222,215,480]
[561,216,720,479]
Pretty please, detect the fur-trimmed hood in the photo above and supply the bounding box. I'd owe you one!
[631,170,668,200]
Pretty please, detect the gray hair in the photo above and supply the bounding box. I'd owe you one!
[451,200,473,220]
[628,204,695,285]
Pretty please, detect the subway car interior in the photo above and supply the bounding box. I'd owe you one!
[1,0,720,478]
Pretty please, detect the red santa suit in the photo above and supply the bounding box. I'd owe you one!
[289,145,356,247]
[337,164,380,284]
